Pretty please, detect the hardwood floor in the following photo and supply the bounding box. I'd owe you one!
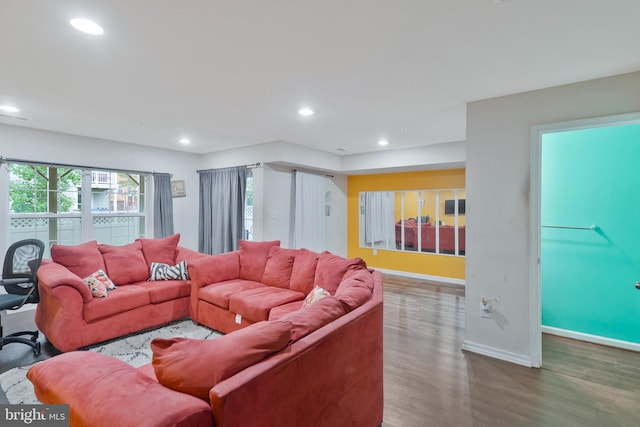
[381,274,640,427]
[2,275,640,426]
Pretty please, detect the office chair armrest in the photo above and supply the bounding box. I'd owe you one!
[1,277,30,286]
[37,262,93,303]
[1,278,33,295]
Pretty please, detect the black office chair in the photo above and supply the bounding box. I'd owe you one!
[0,239,45,356]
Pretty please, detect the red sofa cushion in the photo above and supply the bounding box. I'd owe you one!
[151,320,292,401]
[199,279,265,309]
[262,247,296,288]
[83,285,151,323]
[229,287,305,322]
[280,296,347,342]
[137,233,180,268]
[98,241,149,285]
[238,240,280,281]
[50,240,106,279]
[334,268,374,311]
[137,280,191,304]
[27,352,213,427]
[314,252,367,294]
[289,249,320,295]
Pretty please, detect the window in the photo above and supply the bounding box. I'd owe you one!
[244,170,253,240]
[8,162,149,253]
[359,188,466,256]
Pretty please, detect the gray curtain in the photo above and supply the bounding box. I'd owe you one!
[198,166,247,254]
[153,173,174,238]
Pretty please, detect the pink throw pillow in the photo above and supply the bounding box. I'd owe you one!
[314,252,367,294]
[302,285,330,307]
[238,240,280,281]
[151,320,292,401]
[98,241,149,285]
[289,249,320,295]
[137,234,180,268]
[262,247,296,288]
[50,240,106,279]
[82,276,108,298]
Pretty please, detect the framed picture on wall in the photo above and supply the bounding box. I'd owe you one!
[171,180,186,198]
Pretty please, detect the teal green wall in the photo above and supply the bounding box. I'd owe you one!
[542,123,640,343]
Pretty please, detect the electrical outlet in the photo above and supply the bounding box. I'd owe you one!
[373,249,378,256]
[480,296,492,318]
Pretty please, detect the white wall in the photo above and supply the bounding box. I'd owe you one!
[464,71,640,366]
[1,122,466,259]
[341,140,465,174]
[0,124,201,250]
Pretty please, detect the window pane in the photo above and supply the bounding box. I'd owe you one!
[10,217,82,257]
[92,216,145,245]
[244,171,253,240]
[91,172,144,213]
[9,164,81,214]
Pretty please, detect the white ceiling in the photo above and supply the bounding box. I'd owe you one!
[1,1,639,155]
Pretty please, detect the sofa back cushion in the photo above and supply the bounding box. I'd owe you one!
[280,296,347,342]
[50,240,106,279]
[98,241,149,285]
[238,240,280,281]
[289,249,320,295]
[151,320,292,401]
[334,268,375,311]
[261,247,296,288]
[137,233,180,268]
[314,252,367,294]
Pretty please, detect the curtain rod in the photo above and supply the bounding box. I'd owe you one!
[0,156,163,176]
[293,168,334,178]
[196,162,261,173]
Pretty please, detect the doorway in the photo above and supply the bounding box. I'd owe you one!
[531,113,640,365]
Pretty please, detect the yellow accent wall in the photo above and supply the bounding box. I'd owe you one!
[348,169,466,280]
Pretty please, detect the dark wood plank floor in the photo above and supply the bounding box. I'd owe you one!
[381,274,640,427]
[2,274,640,426]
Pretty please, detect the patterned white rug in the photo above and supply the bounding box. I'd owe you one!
[0,319,221,404]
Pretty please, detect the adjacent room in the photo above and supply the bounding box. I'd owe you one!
[1,1,640,426]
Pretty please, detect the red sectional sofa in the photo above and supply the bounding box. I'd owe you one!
[27,240,384,427]
[35,234,207,352]
[396,219,466,254]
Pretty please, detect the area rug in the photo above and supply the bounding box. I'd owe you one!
[0,319,221,404]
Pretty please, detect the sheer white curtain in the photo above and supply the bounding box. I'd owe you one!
[293,171,326,252]
[364,191,395,249]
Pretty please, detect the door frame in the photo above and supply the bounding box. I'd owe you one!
[530,112,640,367]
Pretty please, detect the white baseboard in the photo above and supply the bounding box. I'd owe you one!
[461,340,534,367]
[372,267,465,287]
[542,326,640,353]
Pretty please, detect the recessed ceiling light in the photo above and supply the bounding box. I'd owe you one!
[378,139,389,146]
[70,18,104,35]
[298,108,314,116]
[0,105,19,113]
[179,138,191,145]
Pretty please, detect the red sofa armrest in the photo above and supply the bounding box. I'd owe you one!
[188,251,240,288]
[37,261,93,303]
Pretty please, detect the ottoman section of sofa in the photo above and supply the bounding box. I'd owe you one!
[229,287,305,323]
[27,352,213,427]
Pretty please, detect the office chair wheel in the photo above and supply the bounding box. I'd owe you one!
[33,341,41,357]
